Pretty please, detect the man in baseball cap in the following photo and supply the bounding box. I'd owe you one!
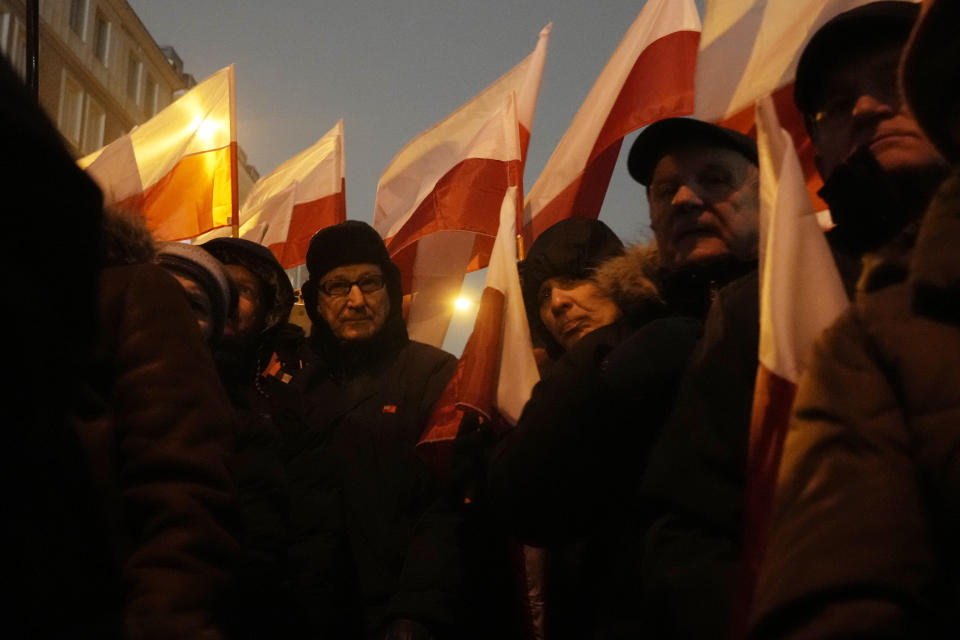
[794,0,947,254]
[627,117,760,317]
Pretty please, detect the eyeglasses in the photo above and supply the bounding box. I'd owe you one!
[318,274,385,298]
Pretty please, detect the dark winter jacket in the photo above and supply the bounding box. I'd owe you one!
[221,325,311,640]
[78,263,239,640]
[749,169,960,639]
[286,290,457,638]
[638,145,941,639]
[488,246,700,639]
[639,270,760,639]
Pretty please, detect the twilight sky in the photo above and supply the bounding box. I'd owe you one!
[130,0,706,353]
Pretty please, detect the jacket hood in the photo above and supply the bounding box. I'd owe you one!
[520,218,624,356]
[593,244,666,325]
[100,208,156,267]
[201,237,295,333]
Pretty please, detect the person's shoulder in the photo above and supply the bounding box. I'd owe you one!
[404,340,458,368]
[716,267,759,302]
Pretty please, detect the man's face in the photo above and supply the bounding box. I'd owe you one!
[647,146,760,269]
[223,263,268,342]
[810,41,944,180]
[316,263,390,342]
[537,277,621,351]
[170,273,214,341]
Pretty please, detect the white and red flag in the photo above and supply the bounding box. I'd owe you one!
[730,96,849,637]
[238,120,345,269]
[373,25,550,347]
[417,184,540,472]
[79,65,238,241]
[523,0,701,242]
[693,0,919,213]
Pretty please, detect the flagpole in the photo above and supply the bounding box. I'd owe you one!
[227,65,239,238]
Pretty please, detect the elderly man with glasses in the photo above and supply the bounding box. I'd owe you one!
[289,221,458,640]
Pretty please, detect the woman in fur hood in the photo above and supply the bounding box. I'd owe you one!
[493,220,704,639]
[519,218,666,363]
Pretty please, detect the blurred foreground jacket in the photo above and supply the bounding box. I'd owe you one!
[749,166,960,637]
[80,216,239,640]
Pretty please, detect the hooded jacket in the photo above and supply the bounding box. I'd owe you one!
[287,233,458,638]
[749,168,960,639]
[489,245,701,639]
[77,211,239,640]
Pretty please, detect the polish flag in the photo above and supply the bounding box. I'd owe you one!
[374,25,550,347]
[79,66,237,241]
[693,0,919,213]
[417,184,540,473]
[238,120,346,269]
[523,0,701,242]
[730,96,849,638]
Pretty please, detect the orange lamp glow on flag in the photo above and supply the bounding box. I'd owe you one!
[79,65,238,241]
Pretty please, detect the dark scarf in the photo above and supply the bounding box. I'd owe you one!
[658,255,757,320]
[820,145,948,257]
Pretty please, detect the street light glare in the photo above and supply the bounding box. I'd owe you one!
[454,297,471,311]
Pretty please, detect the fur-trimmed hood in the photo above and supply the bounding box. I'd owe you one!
[100,208,156,267]
[594,244,666,324]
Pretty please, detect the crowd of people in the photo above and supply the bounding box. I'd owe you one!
[6,1,960,638]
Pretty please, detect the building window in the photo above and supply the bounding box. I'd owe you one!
[69,0,87,40]
[144,73,158,116]
[59,72,84,145]
[83,98,106,154]
[126,52,141,103]
[93,12,110,65]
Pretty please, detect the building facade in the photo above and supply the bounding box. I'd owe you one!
[0,0,257,191]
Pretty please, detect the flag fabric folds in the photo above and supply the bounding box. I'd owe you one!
[417,185,540,472]
[523,0,701,242]
[239,120,346,269]
[373,25,550,347]
[731,95,849,637]
[79,66,238,241]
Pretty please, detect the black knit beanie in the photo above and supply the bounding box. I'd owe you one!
[301,220,407,355]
